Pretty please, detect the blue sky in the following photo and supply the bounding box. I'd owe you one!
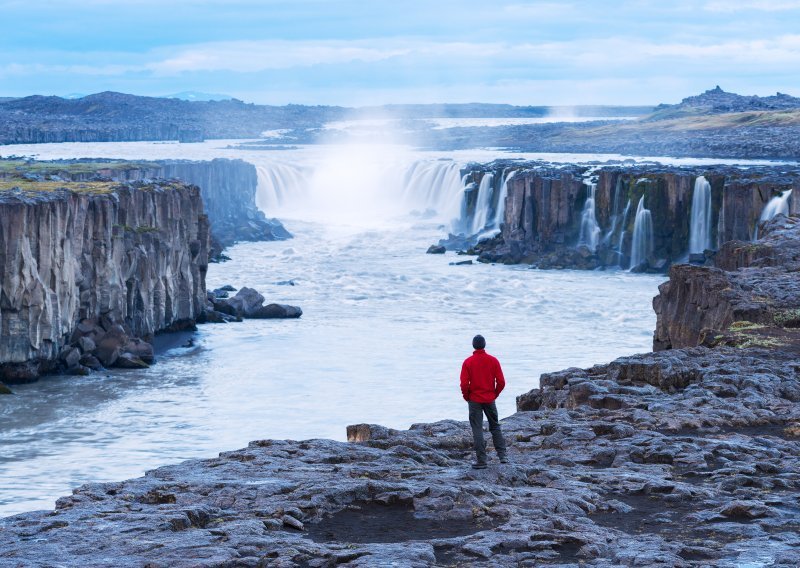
[1,0,800,105]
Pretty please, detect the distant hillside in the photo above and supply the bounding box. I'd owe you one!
[0,91,653,146]
[0,91,347,144]
[646,86,800,120]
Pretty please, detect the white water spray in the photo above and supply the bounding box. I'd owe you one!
[252,150,468,230]
[688,175,713,254]
[630,196,654,269]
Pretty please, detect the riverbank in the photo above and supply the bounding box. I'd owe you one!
[1,219,797,566]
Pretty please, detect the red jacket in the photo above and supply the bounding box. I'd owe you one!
[460,349,505,403]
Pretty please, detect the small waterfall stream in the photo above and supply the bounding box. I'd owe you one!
[578,183,601,251]
[491,171,516,232]
[471,173,495,234]
[760,189,793,222]
[630,196,654,269]
[689,175,713,254]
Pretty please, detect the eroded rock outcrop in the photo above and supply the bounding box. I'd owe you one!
[654,215,800,350]
[0,178,209,382]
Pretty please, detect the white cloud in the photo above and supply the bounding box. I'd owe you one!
[704,0,800,11]
[147,40,411,74]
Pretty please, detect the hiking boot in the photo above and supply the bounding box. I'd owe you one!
[471,462,488,470]
[499,456,509,464]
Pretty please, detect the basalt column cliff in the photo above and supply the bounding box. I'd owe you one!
[460,163,798,271]
[0,178,209,383]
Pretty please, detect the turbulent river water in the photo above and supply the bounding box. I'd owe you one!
[3,138,772,517]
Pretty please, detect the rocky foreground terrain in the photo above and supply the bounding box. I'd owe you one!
[0,213,798,566]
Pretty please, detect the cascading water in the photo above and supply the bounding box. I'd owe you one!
[617,199,632,266]
[254,156,469,230]
[491,170,516,232]
[255,164,309,213]
[630,196,654,270]
[760,189,793,222]
[578,183,601,251]
[401,161,466,229]
[603,178,623,245]
[688,175,713,254]
[470,173,495,234]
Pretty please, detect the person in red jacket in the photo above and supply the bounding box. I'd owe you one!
[460,334,507,469]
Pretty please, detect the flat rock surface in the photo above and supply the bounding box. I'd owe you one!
[1,342,799,567]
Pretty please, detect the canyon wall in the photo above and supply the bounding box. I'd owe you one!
[1,158,290,258]
[107,159,290,256]
[0,180,209,382]
[468,163,798,271]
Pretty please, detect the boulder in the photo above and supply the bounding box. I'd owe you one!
[115,353,150,369]
[123,339,155,364]
[79,354,104,371]
[68,365,92,376]
[426,245,446,254]
[219,287,266,318]
[0,361,41,384]
[78,336,96,354]
[0,382,13,395]
[251,304,303,319]
[63,347,82,370]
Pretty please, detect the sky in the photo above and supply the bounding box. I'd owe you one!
[1,0,800,106]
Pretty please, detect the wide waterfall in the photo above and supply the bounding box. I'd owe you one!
[470,173,495,234]
[630,196,654,269]
[578,183,601,251]
[689,175,713,254]
[254,157,468,230]
[760,189,793,222]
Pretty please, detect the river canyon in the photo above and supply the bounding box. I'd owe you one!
[0,134,798,567]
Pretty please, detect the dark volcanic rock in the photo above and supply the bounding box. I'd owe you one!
[0,179,209,383]
[654,215,800,350]
[1,160,798,567]
[471,161,799,271]
[252,304,303,319]
[426,244,446,254]
[210,287,302,320]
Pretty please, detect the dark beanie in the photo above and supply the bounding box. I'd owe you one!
[472,335,486,349]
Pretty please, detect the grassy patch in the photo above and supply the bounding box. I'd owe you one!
[728,321,765,332]
[0,180,117,194]
[0,159,155,176]
[736,336,787,349]
[774,309,800,328]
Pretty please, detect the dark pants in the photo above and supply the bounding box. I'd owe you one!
[468,401,507,464]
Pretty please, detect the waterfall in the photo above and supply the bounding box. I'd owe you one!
[616,199,632,266]
[401,161,466,228]
[688,175,713,254]
[491,171,515,232]
[630,196,653,270]
[255,164,308,213]
[578,183,601,251]
[603,178,624,245]
[470,173,495,234]
[760,189,793,222]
